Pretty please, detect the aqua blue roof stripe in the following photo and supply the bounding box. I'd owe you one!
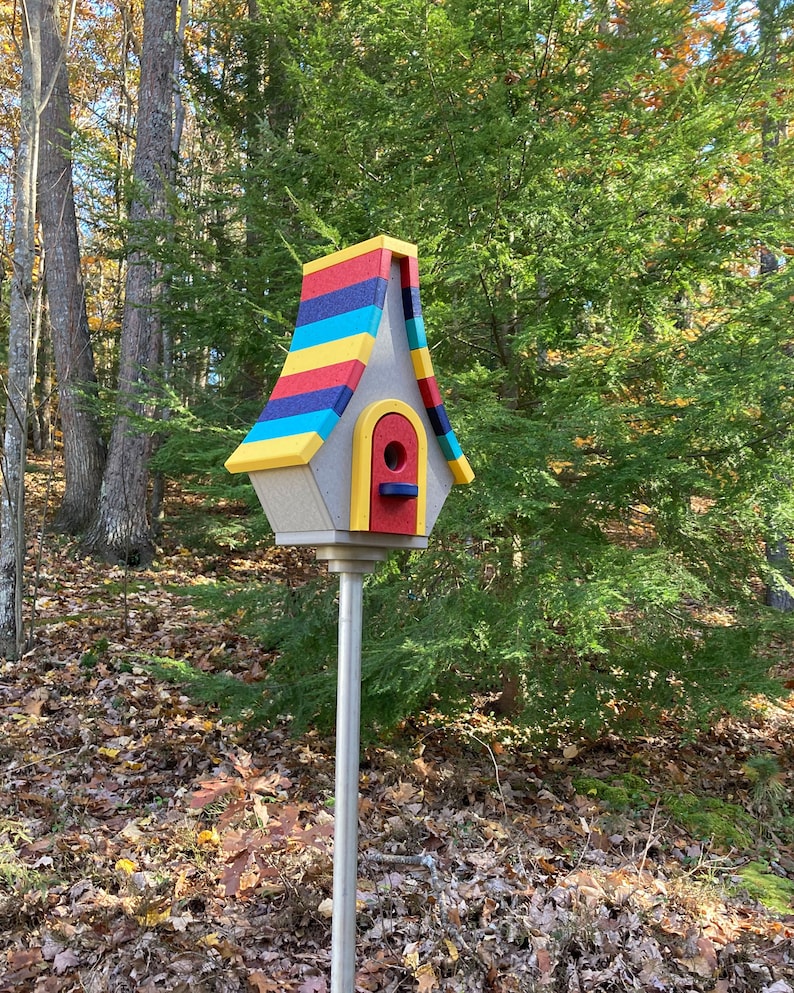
[291,306,383,352]
[437,430,464,461]
[243,409,341,444]
[405,317,427,350]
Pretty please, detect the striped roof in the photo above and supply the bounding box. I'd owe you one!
[225,235,473,485]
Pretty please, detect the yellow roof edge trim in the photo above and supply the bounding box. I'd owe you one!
[225,433,324,474]
[449,455,475,485]
[410,346,435,382]
[303,235,418,275]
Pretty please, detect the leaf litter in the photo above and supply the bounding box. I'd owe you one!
[0,461,793,991]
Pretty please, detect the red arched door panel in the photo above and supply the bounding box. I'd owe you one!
[369,412,419,534]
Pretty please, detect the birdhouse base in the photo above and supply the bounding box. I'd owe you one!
[274,529,428,574]
[274,529,428,551]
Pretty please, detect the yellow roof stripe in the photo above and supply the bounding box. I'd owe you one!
[280,333,377,377]
[410,346,435,382]
[225,433,324,473]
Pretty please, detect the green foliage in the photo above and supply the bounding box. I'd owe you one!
[142,654,264,720]
[0,842,56,894]
[143,0,794,740]
[182,558,784,744]
[80,636,109,671]
[573,775,759,851]
[742,752,793,833]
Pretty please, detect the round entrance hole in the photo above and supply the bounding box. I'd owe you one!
[383,441,406,472]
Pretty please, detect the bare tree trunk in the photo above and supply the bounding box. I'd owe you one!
[150,0,187,530]
[0,0,42,659]
[758,0,792,611]
[761,231,791,611]
[766,540,794,611]
[82,0,176,566]
[38,0,106,532]
[29,272,47,453]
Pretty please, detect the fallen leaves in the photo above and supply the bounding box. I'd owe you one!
[0,463,792,991]
[675,933,719,977]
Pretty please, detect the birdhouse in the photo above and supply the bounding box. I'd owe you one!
[225,235,473,565]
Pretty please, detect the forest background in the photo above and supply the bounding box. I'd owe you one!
[1,0,794,744]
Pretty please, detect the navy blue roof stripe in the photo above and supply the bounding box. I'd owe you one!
[295,277,388,328]
[258,385,354,423]
[401,286,422,320]
[426,403,452,438]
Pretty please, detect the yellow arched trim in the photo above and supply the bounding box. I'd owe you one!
[350,399,428,535]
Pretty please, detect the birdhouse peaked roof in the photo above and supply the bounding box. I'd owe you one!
[225,235,474,485]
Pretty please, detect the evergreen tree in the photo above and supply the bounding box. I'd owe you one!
[200,0,794,734]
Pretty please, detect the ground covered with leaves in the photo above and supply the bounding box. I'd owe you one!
[1,469,793,992]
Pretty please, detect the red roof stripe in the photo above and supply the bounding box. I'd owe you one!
[301,249,391,301]
[269,360,367,400]
[401,255,420,290]
[417,375,443,409]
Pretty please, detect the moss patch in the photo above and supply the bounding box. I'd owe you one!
[735,862,794,915]
[574,776,758,852]
[572,773,654,812]
[663,793,755,850]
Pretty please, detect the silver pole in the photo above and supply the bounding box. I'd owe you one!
[331,568,364,993]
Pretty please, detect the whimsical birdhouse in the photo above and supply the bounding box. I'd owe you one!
[225,235,473,562]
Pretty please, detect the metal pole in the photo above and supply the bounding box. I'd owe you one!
[331,568,364,993]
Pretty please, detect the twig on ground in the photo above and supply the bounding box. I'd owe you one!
[638,799,663,878]
[364,849,472,952]
[465,730,508,818]
[10,745,79,773]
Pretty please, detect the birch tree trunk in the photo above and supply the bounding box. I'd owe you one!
[38,0,106,532]
[0,0,42,658]
[82,0,176,565]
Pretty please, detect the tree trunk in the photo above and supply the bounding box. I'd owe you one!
[0,0,42,658]
[29,274,47,453]
[82,0,176,566]
[38,0,106,531]
[758,0,792,611]
[766,540,794,611]
[150,0,187,530]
